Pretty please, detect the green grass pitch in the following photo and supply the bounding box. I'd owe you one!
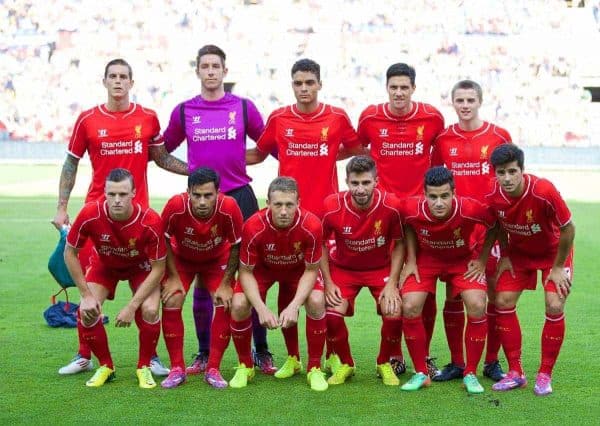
[0,195,599,424]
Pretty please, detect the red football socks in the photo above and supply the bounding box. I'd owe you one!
[377,317,402,365]
[539,312,565,376]
[326,310,354,366]
[306,313,327,370]
[206,306,232,370]
[77,311,113,369]
[464,315,487,376]
[161,307,185,370]
[230,316,253,367]
[402,315,428,375]
[443,299,465,367]
[496,306,523,375]
[135,310,160,369]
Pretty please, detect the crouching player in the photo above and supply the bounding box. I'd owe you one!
[386,166,496,394]
[229,177,329,391]
[159,167,243,388]
[64,168,166,388]
[321,156,405,386]
[487,145,575,396]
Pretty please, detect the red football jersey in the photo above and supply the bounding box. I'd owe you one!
[240,208,323,275]
[161,192,243,263]
[485,174,572,269]
[431,122,511,202]
[357,102,444,198]
[67,201,166,269]
[401,196,495,271]
[322,189,403,271]
[256,103,360,217]
[68,103,162,207]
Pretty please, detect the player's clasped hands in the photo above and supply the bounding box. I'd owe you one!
[257,307,280,330]
[278,304,300,329]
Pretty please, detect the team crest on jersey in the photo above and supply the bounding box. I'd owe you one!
[453,227,462,239]
[480,145,489,160]
[211,224,218,237]
[453,227,465,247]
[320,127,329,142]
[129,238,139,257]
[374,220,382,235]
[293,241,302,253]
[98,129,108,138]
[379,128,389,137]
[526,209,534,223]
[134,125,142,138]
[285,128,294,137]
[228,111,236,125]
[416,125,425,141]
[450,147,458,156]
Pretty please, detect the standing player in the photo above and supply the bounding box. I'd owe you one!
[486,145,575,396]
[357,63,445,377]
[163,45,274,374]
[431,80,511,382]
[159,167,243,389]
[321,156,405,386]
[246,58,364,218]
[64,169,166,388]
[389,167,496,394]
[53,58,187,376]
[229,177,329,391]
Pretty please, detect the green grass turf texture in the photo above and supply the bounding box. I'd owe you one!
[1,195,599,425]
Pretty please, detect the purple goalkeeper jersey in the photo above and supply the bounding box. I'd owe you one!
[163,93,264,193]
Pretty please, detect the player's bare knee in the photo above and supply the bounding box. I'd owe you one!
[163,292,185,309]
[545,295,565,315]
[464,300,486,318]
[305,291,325,317]
[141,305,159,322]
[495,292,516,309]
[402,301,421,318]
[231,294,251,320]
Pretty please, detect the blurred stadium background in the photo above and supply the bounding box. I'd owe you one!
[1,0,600,200]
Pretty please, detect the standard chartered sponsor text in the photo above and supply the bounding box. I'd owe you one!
[380,141,415,156]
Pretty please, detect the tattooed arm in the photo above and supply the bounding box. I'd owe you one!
[52,154,79,230]
[149,145,188,175]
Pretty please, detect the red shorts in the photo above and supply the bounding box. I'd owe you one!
[495,251,574,293]
[330,264,389,316]
[401,268,487,299]
[85,255,152,300]
[471,226,501,278]
[234,270,324,305]
[167,254,228,294]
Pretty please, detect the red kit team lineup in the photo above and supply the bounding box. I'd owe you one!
[51,45,575,396]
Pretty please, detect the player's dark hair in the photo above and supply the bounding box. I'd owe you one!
[386,63,416,85]
[104,58,133,79]
[451,80,483,103]
[196,44,226,67]
[188,167,220,190]
[424,166,455,191]
[346,155,377,176]
[106,168,135,190]
[291,58,321,81]
[490,144,525,170]
[268,176,298,200]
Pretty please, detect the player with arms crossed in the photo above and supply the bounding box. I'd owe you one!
[163,45,274,374]
[321,156,405,386]
[486,145,575,396]
[246,58,364,219]
[229,177,329,391]
[357,63,445,377]
[64,169,167,388]
[159,167,243,389]
[386,166,496,393]
[431,80,511,382]
[53,58,186,377]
